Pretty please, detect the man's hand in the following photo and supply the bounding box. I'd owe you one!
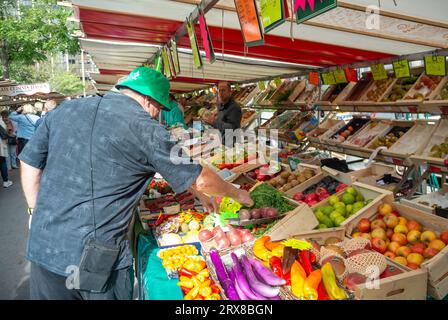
[196,192,219,213]
[235,189,254,208]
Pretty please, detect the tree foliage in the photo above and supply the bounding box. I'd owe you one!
[0,0,80,78]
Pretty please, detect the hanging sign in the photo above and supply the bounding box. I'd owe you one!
[170,39,181,75]
[273,77,282,88]
[199,13,216,64]
[371,63,388,81]
[345,68,358,82]
[260,0,286,33]
[321,72,336,85]
[234,0,264,47]
[0,83,50,96]
[154,55,162,73]
[393,59,410,79]
[333,69,347,84]
[258,80,266,90]
[186,19,203,69]
[296,0,338,24]
[309,72,319,86]
[424,55,447,76]
[161,47,171,78]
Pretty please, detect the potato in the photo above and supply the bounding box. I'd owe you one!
[290,180,299,187]
[283,183,292,191]
[280,172,290,179]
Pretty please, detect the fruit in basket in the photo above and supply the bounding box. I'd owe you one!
[440,231,448,245]
[357,218,371,233]
[371,238,387,253]
[383,214,399,229]
[328,195,340,206]
[407,253,424,267]
[420,230,437,244]
[428,239,446,251]
[406,220,422,232]
[360,233,372,240]
[343,273,367,291]
[371,219,386,230]
[391,233,407,246]
[410,242,427,255]
[371,228,387,241]
[407,230,421,244]
[341,193,355,205]
[393,256,408,266]
[423,247,440,259]
[378,203,392,216]
[396,246,411,258]
[384,251,396,259]
[394,224,409,235]
[386,229,394,240]
[388,241,401,254]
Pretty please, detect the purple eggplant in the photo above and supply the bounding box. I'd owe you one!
[249,258,286,286]
[210,250,240,300]
[240,255,280,298]
[230,253,264,300]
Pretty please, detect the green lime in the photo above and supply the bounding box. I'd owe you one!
[346,204,353,215]
[320,216,334,228]
[334,216,346,227]
[330,211,343,222]
[321,206,334,216]
[356,193,365,202]
[315,211,326,223]
[342,193,355,205]
[346,187,358,196]
[317,224,328,229]
[328,195,340,206]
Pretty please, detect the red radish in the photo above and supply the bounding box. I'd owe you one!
[308,200,318,206]
[293,192,304,201]
[305,193,318,202]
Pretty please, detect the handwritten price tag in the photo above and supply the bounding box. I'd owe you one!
[425,55,447,76]
[321,72,336,85]
[371,64,388,81]
[273,77,282,88]
[333,69,347,84]
[393,60,410,79]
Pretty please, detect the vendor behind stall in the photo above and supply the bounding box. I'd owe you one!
[19,66,253,300]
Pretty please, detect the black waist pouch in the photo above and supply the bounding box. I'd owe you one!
[76,239,120,293]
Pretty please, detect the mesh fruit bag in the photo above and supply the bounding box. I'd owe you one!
[319,248,348,281]
[345,251,388,277]
[339,237,371,254]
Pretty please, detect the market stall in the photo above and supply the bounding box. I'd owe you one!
[69,0,448,301]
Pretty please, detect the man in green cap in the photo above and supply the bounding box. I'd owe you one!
[19,66,253,300]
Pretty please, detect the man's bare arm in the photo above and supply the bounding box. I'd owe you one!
[21,161,42,209]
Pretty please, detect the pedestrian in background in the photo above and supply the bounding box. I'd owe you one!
[0,117,13,188]
[1,110,18,169]
[9,104,40,155]
[36,100,58,127]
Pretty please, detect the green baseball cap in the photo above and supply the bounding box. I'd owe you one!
[116,66,171,110]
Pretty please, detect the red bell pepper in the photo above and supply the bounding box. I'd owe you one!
[310,252,317,265]
[180,286,191,295]
[299,250,313,276]
[269,256,283,278]
[317,281,330,300]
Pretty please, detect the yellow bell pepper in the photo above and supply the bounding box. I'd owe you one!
[271,244,285,258]
[199,286,212,298]
[177,279,194,289]
[321,263,346,300]
[189,286,200,299]
[303,269,322,300]
[253,236,272,261]
[291,261,307,300]
[197,268,210,278]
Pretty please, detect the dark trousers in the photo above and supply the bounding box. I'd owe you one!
[30,262,134,300]
[17,138,29,155]
[0,156,8,182]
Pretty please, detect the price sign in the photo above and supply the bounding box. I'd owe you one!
[393,59,410,79]
[258,81,266,90]
[309,72,319,86]
[260,0,286,33]
[321,72,336,85]
[345,68,358,82]
[234,0,264,47]
[371,63,388,81]
[333,69,347,84]
[425,55,447,76]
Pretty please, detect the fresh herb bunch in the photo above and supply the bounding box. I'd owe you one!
[248,183,295,214]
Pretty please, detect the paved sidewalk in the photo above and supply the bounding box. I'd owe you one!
[0,169,30,300]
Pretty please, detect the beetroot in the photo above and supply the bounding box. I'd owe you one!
[305,193,318,203]
[293,192,304,201]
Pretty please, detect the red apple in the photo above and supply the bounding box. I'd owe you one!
[424,247,440,259]
[386,229,394,240]
[384,214,399,229]
[384,251,396,259]
[380,265,403,279]
[357,218,371,233]
[371,228,387,241]
[371,219,387,230]
[410,242,427,255]
[390,211,401,218]
[406,220,422,232]
[439,231,448,245]
[407,263,419,270]
[371,237,387,254]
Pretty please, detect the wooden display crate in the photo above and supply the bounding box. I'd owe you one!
[400,187,448,216]
[294,83,319,104]
[364,120,416,153]
[345,200,448,300]
[343,119,393,150]
[358,77,397,103]
[287,79,307,102]
[412,119,448,167]
[382,119,438,160]
[347,163,397,187]
[283,166,331,198]
[311,182,394,229]
[272,228,427,300]
[341,76,375,103]
[307,119,344,143]
[399,73,448,103]
[323,116,371,146]
[317,82,356,106]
